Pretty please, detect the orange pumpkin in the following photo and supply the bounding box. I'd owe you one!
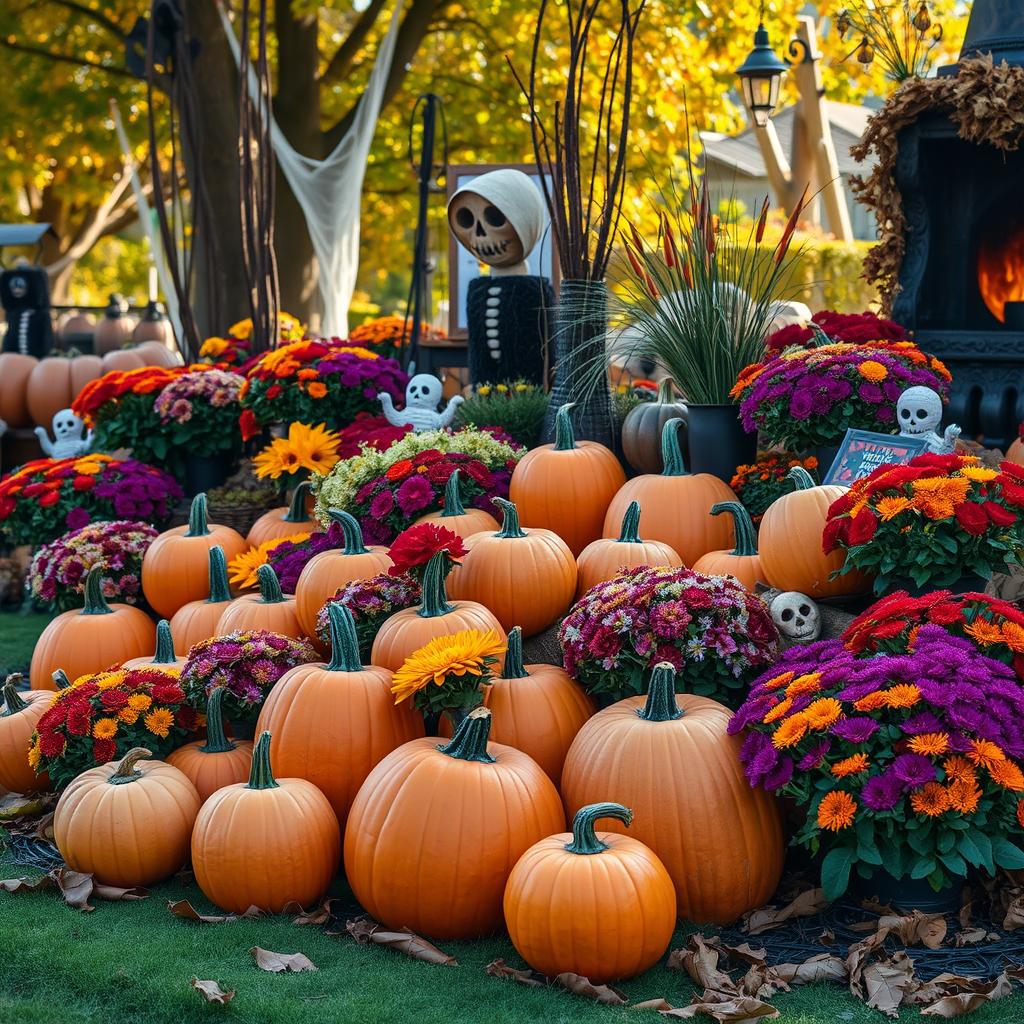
[0,353,36,427]
[575,500,682,598]
[510,403,627,556]
[257,602,424,830]
[371,550,505,671]
[217,564,303,639]
[345,707,565,939]
[759,467,870,598]
[124,619,187,669]
[169,545,235,655]
[54,747,201,887]
[692,501,764,591]
[166,686,254,801]
[295,510,391,639]
[414,468,500,540]
[246,482,318,549]
[0,674,53,793]
[134,339,184,368]
[1007,438,1024,466]
[142,493,248,619]
[191,731,341,914]
[561,663,784,925]
[26,353,104,427]
[93,301,136,355]
[504,801,676,982]
[30,566,155,690]
[447,498,576,636]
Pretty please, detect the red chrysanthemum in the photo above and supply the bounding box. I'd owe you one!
[955,502,990,536]
[387,522,467,578]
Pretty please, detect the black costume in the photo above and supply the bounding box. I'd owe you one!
[1,266,53,358]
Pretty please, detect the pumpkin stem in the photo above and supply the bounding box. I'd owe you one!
[109,747,153,785]
[553,402,578,451]
[206,545,231,603]
[418,550,455,618]
[438,706,495,764]
[327,508,370,555]
[636,662,684,722]
[255,564,286,605]
[440,469,467,516]
[152,620,177,663]
[710,501,758,557]
[501,626,528,679]
[564,802,633,855]
[284,482,311,523]
[656,377,676,403]
[660,419,688,477]
[617,501,643,543]
[492,497,527,539]
[199,687,236,754]
[787,466,816,491]
[2,675,28,717]
[185,493,211,537]
[81,564,114,616]
[52,669,71,690]
[326,602,363,672]
[247,731,280,789]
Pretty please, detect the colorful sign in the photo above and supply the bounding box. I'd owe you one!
[823,429,929,485]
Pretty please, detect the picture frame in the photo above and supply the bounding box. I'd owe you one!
[823,429,930,485]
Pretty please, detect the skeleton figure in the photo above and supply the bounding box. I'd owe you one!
[897,386,960,454]
[378,374,464,433]
[769,591,822,645]
[35,409,92,459]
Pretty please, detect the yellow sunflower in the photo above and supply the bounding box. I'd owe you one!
[391,629,506,705]
[228,533,311,590]
[288,421,341,476]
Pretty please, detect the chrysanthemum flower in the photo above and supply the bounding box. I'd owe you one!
[883,684,921,709]
[229,533,311,590]
[967,739,1006,770]
[831,752,868,778]
[987,758,1024,792]
[803,697,842,730]
[771,713,809,749]
[785,672,823,698]
[144,706,175,738]
[391,629,506,705]
[910,782,950,817]
[817,790,857,831]
[908,732,949,756]
[943,755,976,783]
[91,717,119,740]
[947,778,982,814]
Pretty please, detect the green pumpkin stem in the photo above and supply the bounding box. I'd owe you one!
[564,802,633,855]
[185,493,212,537]
[284,482,311,523]
[199,687,237,754]
[247,731,280,789]
[553,403,578,452]
[418,551,455,618]
[438,706,495,763]
[152,620,177,663]
[492,497,527,539]
[441,469,466,516]
[656,377,676,403]
[502,626,528,679]
[660,419,688,477]
[617,501,643,543]
[2,675,28,716]
[109,747,152,785]
[328,508,370,554]
[207,545,231,603]
[326,602,363,672]
[52,669,71,690]
[81,564,113,616]
[710,501,758,557]
[255,564,286,604]
[637,662,684,722]
[787,466,816,491]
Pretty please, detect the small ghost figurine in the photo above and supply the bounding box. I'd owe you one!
[35,408,92,459]
[897,385,961,454]
[378,374,464,433]
[769,591,822,647]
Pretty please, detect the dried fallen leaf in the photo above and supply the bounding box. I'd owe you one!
[553,973,628,1005]
[168,899,262,924]
[0,875,50,894]
[631,997,675,1011]
[50,869,95,911]
[662,991,780,1021]
[345,917,458,966]
[0,793,46,819]
[284,900,333,926]
[191,978,235,1004]
[876,910,947,950]
[484,958,545,988]
[742,889,828,935]
[249,947,317,973]
[1003,892,1024,931]
[953,927,998,946]
[33,811,55,842]
[819,928,836,946]
[93,883,149,902]
[862,952,918,1019]
[920,973,1014,1017]
[772,955,846,986]
[667,934,735,992]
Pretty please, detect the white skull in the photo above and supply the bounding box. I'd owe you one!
[897,386,943,436]
[448,191,524,268]
[52,409,84,440]
[405,374,443,411]
[769,592,821,643]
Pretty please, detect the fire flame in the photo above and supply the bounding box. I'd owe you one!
[977,230,1024,324]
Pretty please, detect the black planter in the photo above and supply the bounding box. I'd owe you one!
[886,574,988,599]
[851,868,962,916]
[183,454,234,498]
[811,441,842,479]
[686,404,757,482]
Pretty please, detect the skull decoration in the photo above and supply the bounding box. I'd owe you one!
[769,591,822,645]
[449,193,525,270]
[35,408,92,459]
[8,276,27,300]
[378,373,464,433]
[897,385,960,454]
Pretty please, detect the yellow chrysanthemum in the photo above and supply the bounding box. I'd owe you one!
[909,732,949,756]
[817,791,857,831]
[391,630,506,705]
[967,739,1006,770]
[772,714,809,749]
[803,697,842,730]
[943,755,976,784]
[95,672,127,691]
[200,337,230,357]
[228,533,310,590]
[831,753,869,778]
[92,717,119,740]
[988,758,1024,792]
[883,684,921,709]
[910,782,950,818]
[876,496,913,522]
[27,743,41,771]
[144,706,175,738]
[118,706,140,725]
[858,360,888,383]
[960,465,998,482]
[947,778,982,814]
[127,694,152,712]
[336,345,380,361]
[228,318,253,340]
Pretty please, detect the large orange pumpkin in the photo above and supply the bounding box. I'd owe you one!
[246,482,318,549]
[134,339,184,368]
[257,602,424,830]
[142,493,248,619]
[504,801,676,982]
[166,686,254,801]
[0,353,36,426]
[30,566,155,690]
[54,747,201,887]
[510,403,627,556]
[575,500,682,598]
[371,550,505,671]
[447,498,576,636]
[692,501,764,591]
[759,466,870,598]
[217,564,302,639]
[0,675,53,793]
[414,468,500,540]
[561,662,784,925]
[602,419,735,566]
[295,510,391,639]
[1007,437,1024,466]
[344,707,565,939]
[124,619,187,669]
[168,545,235,655]
[191,731,341,914]
[26,353,104,427]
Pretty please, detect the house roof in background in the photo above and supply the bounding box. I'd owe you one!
[0,224,57,247]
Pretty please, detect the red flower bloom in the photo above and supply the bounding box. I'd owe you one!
[239,408,260,441]
[928,602,965,625]
[73,475,96,491]
[387,523,467,577]
[38,731,66,758]
[265,384,282,400]
[151,682,186,704]
[64,701,92,736]
[38,490,60,508]
[986,503,1018,527]
[100,688,129,710]
[847,510,877,546]
[92,738,117,765]
[955,502,990,536]
[827,492,856,518]
[822,516,849,553]
[386,459,414,482]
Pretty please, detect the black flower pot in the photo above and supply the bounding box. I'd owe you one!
[851,867,962,916]
[686,404,757,483]
[811,441,842,479]
[183,454,234,498]
[886,574,988,599]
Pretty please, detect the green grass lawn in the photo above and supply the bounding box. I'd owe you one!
[0,610,51,678]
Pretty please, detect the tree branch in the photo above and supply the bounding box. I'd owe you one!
[0,36,135,78]
[318,0,387,85]
[43,0,127,41]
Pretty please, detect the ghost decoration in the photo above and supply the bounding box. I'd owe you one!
[379,374,464,433]
[769,591,822,646]
[35,409,92,459]
[897,385,961,454]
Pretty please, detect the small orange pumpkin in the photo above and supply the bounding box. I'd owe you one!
[246,482,318,548]
[0,674,53,793]
[510,403,627,556]
[575,500,682,598]
[1007,437,1024,466]
[447,498,576,636]
[692,501,764,591]
[27,353,104,427]
[217,564,303,639]
[0,352,37,426]
[124,619,187,669]
[169,545,235,655]
[414,469,500,540]
[142,493,248,619]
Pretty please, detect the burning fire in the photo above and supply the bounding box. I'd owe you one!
[977,229,1024,324]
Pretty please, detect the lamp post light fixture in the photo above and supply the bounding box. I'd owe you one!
[735,21,789,128]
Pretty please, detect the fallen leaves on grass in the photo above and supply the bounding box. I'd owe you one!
[346,917,458,966]
[167,899,263,924]
[0,868,148,912]
[191,978,235,1004]
[249,947,317,973]
[0,792,47,819]
[553,973,627,1005]
[484,958,545,987]
[741,888,828,935]
[284,899,335,926]
[661,993,779,1020]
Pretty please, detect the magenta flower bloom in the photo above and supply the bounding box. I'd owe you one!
[861,772,903,811]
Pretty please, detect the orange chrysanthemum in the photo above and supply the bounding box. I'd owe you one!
[804,697,843,730]
[772,714,809,749]
[1001,621,1024,654]
[1017,799,1024,830]
[910,477,971,520]
[831,753,869,778]
[764,671,795,692]
[144,706,175,738]
[988,758,1024,792]
[910,782,950,818]
[876,496,914,522]
[943,755,976,784]
[947,778,982,814]
[858,360,888,383]
[964,618,1005,647]
[785,672,823,698]
[908,732,950,757]
[762,697,794,724]
[883,684,921,709]
[817,791,857,832]
[967,739,1006,771]
[854,691,888,712]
